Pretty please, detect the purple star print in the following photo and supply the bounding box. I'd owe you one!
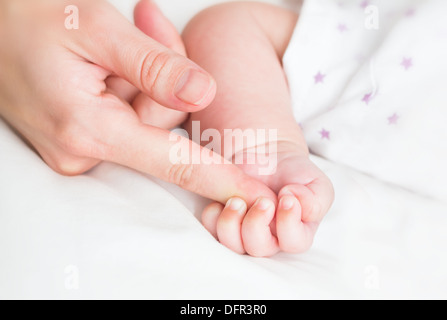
[362,92,373,105]
[337,23,348,33]
[388,113,399,125]
[401,57,413,70]
[314,72,326,84]
[360,0,370,9]
[320,129,330,140]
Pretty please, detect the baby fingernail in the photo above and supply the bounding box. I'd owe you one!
[281,188,294,197]
[280,196,295,210]
[255,198,273,211]
[226,198,246,211]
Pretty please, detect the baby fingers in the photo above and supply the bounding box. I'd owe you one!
[279,179,334,224]
[241,198,279,257]
[276,194,316,253]
[216,198,247,255]
[201,202,224,239]
[203,197,280,257]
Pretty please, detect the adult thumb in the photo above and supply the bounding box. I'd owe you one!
[72,1,216,112]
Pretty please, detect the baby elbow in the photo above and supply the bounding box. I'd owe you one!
[182,2,249,46]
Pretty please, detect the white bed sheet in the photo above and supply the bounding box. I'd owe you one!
[1,0,446,300]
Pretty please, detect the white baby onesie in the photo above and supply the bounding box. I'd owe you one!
[283,0,447,201]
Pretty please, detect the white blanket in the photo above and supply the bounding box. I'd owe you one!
[1,0,446,299]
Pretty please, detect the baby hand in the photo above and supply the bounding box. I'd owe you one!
[201,150,334,257]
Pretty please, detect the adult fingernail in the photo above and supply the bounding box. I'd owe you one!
[225,198,246,212]
[280,196,295,210]
[174,68,214,105]
[255,198,273,211]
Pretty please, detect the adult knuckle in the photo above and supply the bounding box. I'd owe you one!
[167,163,197,190]
[139,49,173,94]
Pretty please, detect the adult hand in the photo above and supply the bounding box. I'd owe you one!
[0,0,276,204]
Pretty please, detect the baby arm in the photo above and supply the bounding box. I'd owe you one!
[182,2,334,257]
